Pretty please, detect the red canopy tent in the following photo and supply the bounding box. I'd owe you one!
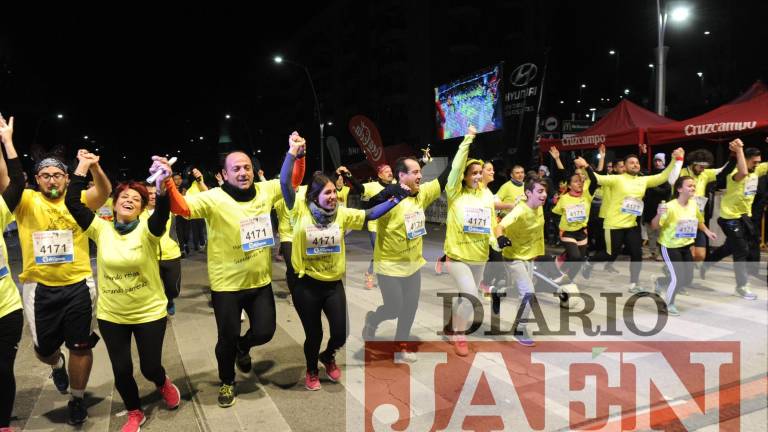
[539,99,675,153]
[647,81,768,147]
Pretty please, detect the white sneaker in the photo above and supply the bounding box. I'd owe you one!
[735,285,758,300]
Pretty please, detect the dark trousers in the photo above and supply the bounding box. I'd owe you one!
[372,271,421,341]
[607,226,643,283]
[211,286,276,384]
[293,276,348,373]
[159,258,181,305]
[98,318,167,411]
[659,246,694,305]
[279,242,297,296]
[0,310,22,427]
[707,217,753,287]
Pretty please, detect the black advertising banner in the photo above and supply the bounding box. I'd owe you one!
[502,58,545,167]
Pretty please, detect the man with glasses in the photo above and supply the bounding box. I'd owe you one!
[7,148,111,425]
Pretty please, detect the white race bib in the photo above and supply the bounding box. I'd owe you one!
[239,215,275,251]
[33,230,74,264]
[694,196,709,213]
[744,176,758,196]
[620,197,644,216]
[463,207,491,234]
[565,203,587,223]
[305,224,341,255]
[675,219,698,239]
[404,210,427,240]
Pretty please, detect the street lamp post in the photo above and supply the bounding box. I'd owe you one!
[656,2,690,115]
[274,56,325,173]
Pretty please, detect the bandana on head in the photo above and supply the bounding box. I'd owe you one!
[377,164,391,174]
[35,158,68,174]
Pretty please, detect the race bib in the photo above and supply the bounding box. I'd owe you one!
[463,207,491,234]
[32,230,74,264]
[565,203,587,223]
[305,224,341,255]
[239,215,275,251]
[675,219,698,239]
[744,177,758,196]
[404,210,427,240]
[96,205,113,220]
[620,197,644,216]
[694,196,709,213]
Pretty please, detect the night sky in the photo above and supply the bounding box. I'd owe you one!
[1,2,766,181]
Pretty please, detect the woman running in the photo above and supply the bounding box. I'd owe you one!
[651,176,717,316]
[280,133,409,390]
[66,153,180,432]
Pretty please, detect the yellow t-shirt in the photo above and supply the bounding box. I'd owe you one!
[552,189,593,231]
[186,179,204,196]
[593,162,677,229]
[0,198,21,319]
[374,179,441,277]
[496,181,525,214]
[140,210,181,261]
[444,135,496,263]
[85,217,167,324]
[186,181,282,291]
[598,184,611,219]
[499,204,545,260]
[658,199,704,249]
[290,198,366,282]
[362,181,386,232]
[681,167,719,214]
[274,185,307,243]
[719,163,768,220]
[337,185,350,208]
[14,189,92,285]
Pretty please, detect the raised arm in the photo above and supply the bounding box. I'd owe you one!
[363,185,410,222]
[84,150,112,211]
[280,131,306,210]
[191,168,209,192]
[445,125,477,199]
[67,151,100,230]
[337,166,363,194]
[0,116,25,210]
[147,159,173,237]
[645,148,684,188]
[596,144,606,173]
[730,139,749,182]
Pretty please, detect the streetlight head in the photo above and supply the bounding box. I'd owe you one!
[704,30,710,35]
[274,56,283,64]
[697,72,703,78]
[609,50,616,55]
[327,121,333,126]
[624,88,630,95]
[589,108,597,111]
[83,135,88,139]
[225,114,231,119]
[670,6,690,22]
[648,63,655,68]
[559,100,564,104]
[581,84,587,88]
[56,114,63,119]
[576,100,581,104]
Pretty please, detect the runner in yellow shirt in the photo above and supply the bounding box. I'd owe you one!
[361,164,396,288]
[333,165,364,208]
[9,135,111,423]
[493,179,550,347]
[702,139,768,299]
[579,148,683,293]
[186,168,209,252]
[651,176,717,316]
[163,143,296,407]
[66,153,180,432]
[280,133,408,390]
[0,114,26,431]
[143,183,182,316]
[443,125,496,356]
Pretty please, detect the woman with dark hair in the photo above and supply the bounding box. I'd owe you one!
[651,176,717,316]
[280,132,408,391]
[65,153,180,432]
[442,125,496,357]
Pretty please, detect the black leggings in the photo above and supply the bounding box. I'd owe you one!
[707,217,753,287]
[159,258,181,304]
[607,226,643,283]
[561,229,588,280]
[372,271,421,341]
[293,276,348,373]
[211,285,276,384]
[98,317,167,411]
[280,242,297,296]
[0,310,22,427]
[175,217,190,249]
[659,246,693,306]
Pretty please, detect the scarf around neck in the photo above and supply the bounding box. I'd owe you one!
[309,201,338,226]
[114,218,140,235]
[222,181,256,202]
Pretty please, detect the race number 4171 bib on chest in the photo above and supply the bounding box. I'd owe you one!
[744,177,758,196]
[620,197,644,216]
[240,215,275,251]
[463,207,491,234]
[404,210,426,239]
[565,203,587,223]
[675,219,698,239]
[305,224,341,255]
[33,230,74,264]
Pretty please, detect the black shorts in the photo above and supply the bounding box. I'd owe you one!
[694,230,708,248]
[561,228,588,243]
[22,278,99,357]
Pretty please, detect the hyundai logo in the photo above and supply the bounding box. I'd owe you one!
[510,63,538,87]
